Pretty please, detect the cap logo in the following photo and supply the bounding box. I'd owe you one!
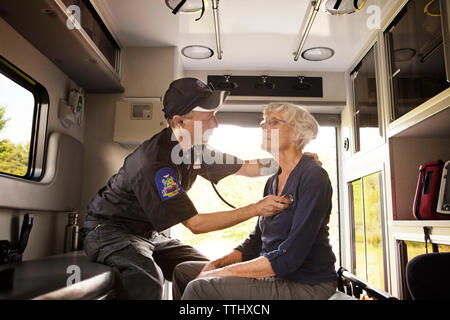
[196,80,207,90]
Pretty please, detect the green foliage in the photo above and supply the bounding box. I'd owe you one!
[0,105,10,132]
[0,105,30,176]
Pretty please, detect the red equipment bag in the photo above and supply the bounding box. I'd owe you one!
[413,160,447,220]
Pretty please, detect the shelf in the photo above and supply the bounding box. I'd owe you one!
[390,220,450,228]
[387,89,450,139]
[0,0,124,93]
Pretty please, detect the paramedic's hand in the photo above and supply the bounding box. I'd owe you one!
[304,152,322,166]
[253,195,292,217]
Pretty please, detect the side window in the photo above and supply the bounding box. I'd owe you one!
[350,45,383,153]
[0,55,49,180]
[349,172,387,291]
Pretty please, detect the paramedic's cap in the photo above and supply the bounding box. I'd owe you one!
[163,78,230,119]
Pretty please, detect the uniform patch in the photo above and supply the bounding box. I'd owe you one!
[155,167,184,201]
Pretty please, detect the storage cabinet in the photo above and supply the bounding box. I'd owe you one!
[384,0,449,121]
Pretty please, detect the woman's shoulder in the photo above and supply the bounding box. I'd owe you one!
[300,156,330,183]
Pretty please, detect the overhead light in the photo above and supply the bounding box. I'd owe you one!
[217,75,238,90]
[181,45,214,59]
[393,48,416,62]
[255,75,275,90]
[301,47,335,61]
[292,76,312,91]
[165,0,204,13]
[323,0,366,15]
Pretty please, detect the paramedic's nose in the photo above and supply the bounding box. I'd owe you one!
[210,115,219,129]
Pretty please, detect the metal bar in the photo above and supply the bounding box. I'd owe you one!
[294,0,323,61]
[212,0,222,60]
[440,0,450,83]
[338,267,397,300]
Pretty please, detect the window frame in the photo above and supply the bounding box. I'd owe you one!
[0,55,49,181]
[348,171,388,291]
[350,43,384,154]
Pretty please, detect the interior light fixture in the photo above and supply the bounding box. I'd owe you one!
[181,45,214,59]
[393,48,416,62]
[323,0,367,15]
[165,0,204,13]
[301,47,335,61]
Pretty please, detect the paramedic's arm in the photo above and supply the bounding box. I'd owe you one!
[235,152,322,177]
[182,195,291,234]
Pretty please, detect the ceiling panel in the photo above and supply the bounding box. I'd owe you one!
[93,0,396,72]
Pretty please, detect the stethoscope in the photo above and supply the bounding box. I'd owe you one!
[192,143,294,209]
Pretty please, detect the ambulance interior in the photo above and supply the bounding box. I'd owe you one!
[0,0,449,300]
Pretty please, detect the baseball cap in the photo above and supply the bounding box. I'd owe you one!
[163,78,230,119]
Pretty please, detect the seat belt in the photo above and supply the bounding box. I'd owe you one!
[423,226,439,253]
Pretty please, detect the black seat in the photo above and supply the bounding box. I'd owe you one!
[0,251,115,300]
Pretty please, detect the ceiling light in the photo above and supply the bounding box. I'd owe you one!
[394,48,416,62]
[165,0,204,13]
[301,47,335,61]
[181,45,214,59]
[323,0,366,15]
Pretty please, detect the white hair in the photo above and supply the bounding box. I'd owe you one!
[263,102,319,150]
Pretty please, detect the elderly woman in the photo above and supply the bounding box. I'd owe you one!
[172,102,337,300]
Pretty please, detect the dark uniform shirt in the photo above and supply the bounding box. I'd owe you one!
[235,155,337,285]
[84,127,243,238]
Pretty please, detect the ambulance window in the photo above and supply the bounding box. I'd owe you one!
[0,55,48,180]
[171,124,340,263]
[349,172,386,291]
[350,45,383,153]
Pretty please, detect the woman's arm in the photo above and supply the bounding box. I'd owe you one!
[201,250,243,273]
[197,256,275,279]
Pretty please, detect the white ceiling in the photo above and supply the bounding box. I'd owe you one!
[93,0,395,72]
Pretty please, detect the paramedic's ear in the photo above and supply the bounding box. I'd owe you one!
[172,115,184,128]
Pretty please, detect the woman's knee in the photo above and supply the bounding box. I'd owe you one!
[182,278,211,300]
[173,261,207,282]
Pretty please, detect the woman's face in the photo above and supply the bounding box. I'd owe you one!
[260,110,296,154]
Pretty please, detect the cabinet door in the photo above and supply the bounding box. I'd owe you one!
[385,0,449,121]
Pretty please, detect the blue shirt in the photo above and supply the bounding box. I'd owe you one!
[235,155,337,284]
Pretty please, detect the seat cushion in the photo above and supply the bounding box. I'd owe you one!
[0,251,114,300]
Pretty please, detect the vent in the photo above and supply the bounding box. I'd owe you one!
[208,75,323,97]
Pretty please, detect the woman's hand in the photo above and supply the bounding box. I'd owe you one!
[253,195,292,217]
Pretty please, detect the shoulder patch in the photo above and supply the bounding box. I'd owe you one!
[155,167,185,201]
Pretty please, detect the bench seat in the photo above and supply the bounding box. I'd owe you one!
[0,251,115,300]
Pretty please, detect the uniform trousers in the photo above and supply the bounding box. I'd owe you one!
[83,224,208,300]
